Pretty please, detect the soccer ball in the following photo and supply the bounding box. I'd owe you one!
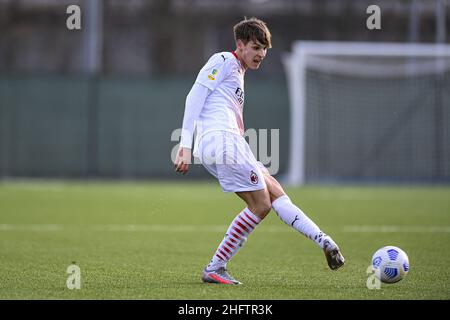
[371,246,409,283]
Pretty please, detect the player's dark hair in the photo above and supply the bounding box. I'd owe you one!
[233,17,272,49]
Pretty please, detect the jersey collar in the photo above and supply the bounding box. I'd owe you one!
[231,51,245,73]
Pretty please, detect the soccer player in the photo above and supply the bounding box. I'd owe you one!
[174,17,345,285]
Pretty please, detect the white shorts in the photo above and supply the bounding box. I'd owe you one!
[194,131,268,193]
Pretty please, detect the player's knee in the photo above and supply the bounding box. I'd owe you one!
[261,200,272,217]
[264,174,285,202]
[253,195,272,219]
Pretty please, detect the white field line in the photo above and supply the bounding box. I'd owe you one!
[0,224,63,231]
[0,224,449,233]
[342,225,450,233]
[0,224,284,233]
[0,181,66,192]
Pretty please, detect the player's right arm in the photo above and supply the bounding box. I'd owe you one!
[175,83,210,175]
[175,53,230,175]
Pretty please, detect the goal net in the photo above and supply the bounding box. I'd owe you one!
[283,41,450,185]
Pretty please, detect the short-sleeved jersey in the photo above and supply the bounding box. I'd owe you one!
[194,51,245,140]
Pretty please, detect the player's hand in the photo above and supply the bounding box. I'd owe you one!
[174,147,191,175]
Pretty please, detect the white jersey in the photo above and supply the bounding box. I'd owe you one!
[179,51,266,193]
[195,51,245,141]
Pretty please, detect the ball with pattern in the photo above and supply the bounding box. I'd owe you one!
[372,246,409,283]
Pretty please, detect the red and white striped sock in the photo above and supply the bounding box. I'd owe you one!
[207,208,261,270]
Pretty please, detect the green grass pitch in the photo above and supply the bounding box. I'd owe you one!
[0,181,449,299]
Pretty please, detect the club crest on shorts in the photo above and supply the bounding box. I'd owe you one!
[250,171,259,184]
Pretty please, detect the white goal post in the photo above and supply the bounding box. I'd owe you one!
[283,41,450,186]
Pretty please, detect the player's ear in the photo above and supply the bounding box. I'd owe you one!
[236,39,244,51]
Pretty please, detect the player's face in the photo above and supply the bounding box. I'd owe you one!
[237,40,267,70]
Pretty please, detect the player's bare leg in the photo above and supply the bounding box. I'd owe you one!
[263,173,345,270]
[235,188,272,220]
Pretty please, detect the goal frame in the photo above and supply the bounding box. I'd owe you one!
[283,41,450,186]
